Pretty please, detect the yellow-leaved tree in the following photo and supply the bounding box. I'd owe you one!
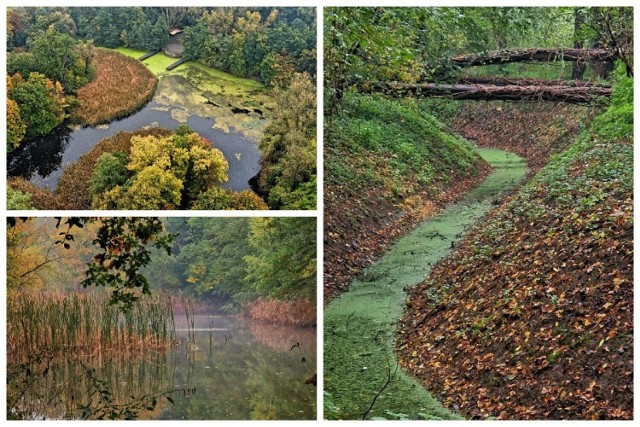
[91,125,229,210]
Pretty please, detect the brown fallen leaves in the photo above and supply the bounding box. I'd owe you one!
[397,109,632,420]
[324,159,490,304]
[454,102,597,172]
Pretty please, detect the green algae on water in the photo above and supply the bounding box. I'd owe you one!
[111,48,271,141]
[324,148,528,420]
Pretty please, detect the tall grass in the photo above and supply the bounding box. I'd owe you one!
[180,293,196,344]
[7,291,176,360]
[72,49,158,126]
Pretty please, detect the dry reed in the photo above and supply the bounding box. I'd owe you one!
[7,291,176,360]
[73,49,157,126]
[247,298,316,327]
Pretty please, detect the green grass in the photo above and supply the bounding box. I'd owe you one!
[113,46,147,59]
[113,48,185,76]
[326,94,482,194]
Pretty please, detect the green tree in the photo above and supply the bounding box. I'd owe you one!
[7,188,33,210]
[258,72,317,209]
[90,128,230,210]
[89,151,129,198]
[178,218,252,307]
[28,26,86,92]
[244,217,316,299]
[122,165,184,210]
[29,11,77,37]
[8,72,66,141]
[149,17,169,52]
[183,21,208,61]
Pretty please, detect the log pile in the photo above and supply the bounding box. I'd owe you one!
[458,76,610,88]
[451,48,616,67]
[359,81,611,104]
[356,48,616,104]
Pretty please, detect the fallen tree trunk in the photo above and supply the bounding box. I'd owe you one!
[451,48,616,67]
[360,82,611,104]
[458,76,610,88]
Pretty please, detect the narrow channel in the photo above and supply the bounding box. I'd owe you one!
[324,148,528,420]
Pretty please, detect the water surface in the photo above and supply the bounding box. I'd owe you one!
[8,315,316,420]
[8,70,266,192]
[324,148,528,420]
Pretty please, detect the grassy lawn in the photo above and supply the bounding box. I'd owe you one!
[113,46,146,59]
[114,47,185,76]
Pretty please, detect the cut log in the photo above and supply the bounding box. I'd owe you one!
[360,82,611,104]
[451,48,616,67]
[458,76,610,88]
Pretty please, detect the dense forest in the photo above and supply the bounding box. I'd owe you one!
[324,7,632,421]
[8,217,316,321]
[7,7,317,210]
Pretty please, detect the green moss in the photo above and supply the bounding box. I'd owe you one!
[144,53,185,76]
[324,148,528,420]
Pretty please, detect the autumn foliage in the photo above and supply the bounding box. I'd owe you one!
[248,298,316,327]
[55,128,173,209]
[397,74,633,420]
[72,49,157,126]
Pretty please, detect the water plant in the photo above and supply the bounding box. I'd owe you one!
[7,291,176,360]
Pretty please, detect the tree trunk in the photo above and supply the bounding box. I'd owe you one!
[571,9,587,80]
[360,82,611,104]
[458,76,609,88]
[451,48,616,67]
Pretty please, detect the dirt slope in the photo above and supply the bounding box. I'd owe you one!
[397,98,632,419]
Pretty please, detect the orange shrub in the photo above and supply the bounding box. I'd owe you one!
[8,178,62,210]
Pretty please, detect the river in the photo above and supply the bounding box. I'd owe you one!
[324,148,528,420]
[7,61,268,193]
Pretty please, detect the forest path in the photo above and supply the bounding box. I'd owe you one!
[324,147,528,420]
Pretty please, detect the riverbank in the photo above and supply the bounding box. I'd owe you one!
[397,74,633,419]
[324,147,528,420]
[7,49,271,209]
[324,94,491,302]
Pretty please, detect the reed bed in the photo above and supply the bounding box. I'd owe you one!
[248,298,316,327]
[72,49,157,126]
[180,293,196,344]
[7,291,176,360]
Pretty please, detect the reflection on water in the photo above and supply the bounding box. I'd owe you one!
[7,315,316,420]
[7,76,263,192]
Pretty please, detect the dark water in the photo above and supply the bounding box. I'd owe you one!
[7,315,316,420]
[7,99,262,192]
